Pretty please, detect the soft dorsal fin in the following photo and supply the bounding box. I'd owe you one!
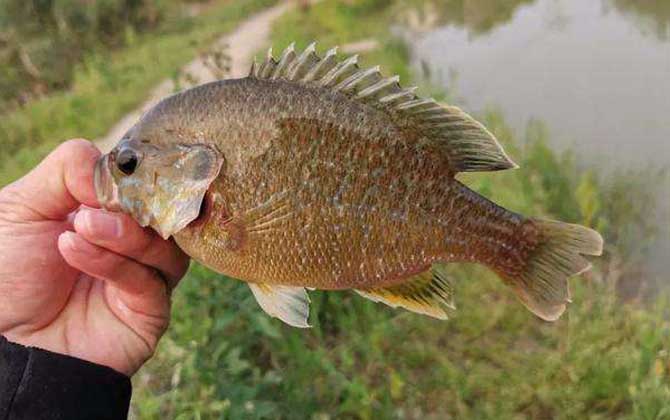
[249,283,311,328]
[355,264,455,319]
[250,42,517,173]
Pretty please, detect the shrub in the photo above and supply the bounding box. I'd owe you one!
[0,0,175,109]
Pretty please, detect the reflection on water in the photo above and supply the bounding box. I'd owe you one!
[408,0,670,276]
[403,0,670,40]
[609,0,670,41]
[401,0,534,36]
[411,0,670,168]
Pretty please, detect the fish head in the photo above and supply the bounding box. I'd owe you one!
[94,136,223,240]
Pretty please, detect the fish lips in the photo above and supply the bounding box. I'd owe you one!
[94,154,121,212]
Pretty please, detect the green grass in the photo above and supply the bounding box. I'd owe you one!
[131,1,670,419]
[0,0,277,187]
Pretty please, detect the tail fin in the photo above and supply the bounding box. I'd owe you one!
[505,219,604,321]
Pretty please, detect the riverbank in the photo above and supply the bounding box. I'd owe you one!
[131,1,669,419]
[0,0,277,186]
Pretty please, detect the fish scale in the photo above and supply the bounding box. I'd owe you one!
[94,43,603,327]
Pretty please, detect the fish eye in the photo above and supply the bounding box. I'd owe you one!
[116,149,139,176]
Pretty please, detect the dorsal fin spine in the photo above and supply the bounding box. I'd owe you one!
[396,98,435,111]
[302,46,338,82]
[421,112,463,121]
[287,42,317,80]
[271,42,296,79]
[249,57,257,77]
[357,75,400,99]
[319,54,359,87]
[259,48,277,79]
[410,101,442,110]
[379,87,418,104]
[336,65,380,92]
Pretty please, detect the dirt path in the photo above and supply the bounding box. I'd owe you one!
[96,1,293,152]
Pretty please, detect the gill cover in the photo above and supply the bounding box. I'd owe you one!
[95,140,223,239]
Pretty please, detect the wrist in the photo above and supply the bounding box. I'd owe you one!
[0,329,141,377]
[0,335,132,419]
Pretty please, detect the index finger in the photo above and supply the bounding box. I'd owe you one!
[73,208,190,287]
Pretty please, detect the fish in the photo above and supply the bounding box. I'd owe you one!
[94,42,603,328]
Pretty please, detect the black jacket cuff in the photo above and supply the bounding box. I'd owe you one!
[0,335,131,420]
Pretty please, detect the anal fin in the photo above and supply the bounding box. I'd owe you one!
[249,283,311,328]
[355,264,455,320]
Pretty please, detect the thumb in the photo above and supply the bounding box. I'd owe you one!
[4,139,101,220]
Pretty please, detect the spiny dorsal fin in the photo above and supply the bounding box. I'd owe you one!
[249,42,517,173]
[355,264,455,320]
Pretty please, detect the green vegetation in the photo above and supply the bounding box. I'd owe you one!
[1,0,170,108]
[130,1,670,419]
[0,0,277,186]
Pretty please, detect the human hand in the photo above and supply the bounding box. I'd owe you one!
[0,140,189,376]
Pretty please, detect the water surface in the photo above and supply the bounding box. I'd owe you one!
[411,0,670,168]
[408,0,669,279]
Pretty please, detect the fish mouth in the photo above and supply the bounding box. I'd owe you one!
[94,154,121,211]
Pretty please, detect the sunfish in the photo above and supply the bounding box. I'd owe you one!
[94,43,603,327]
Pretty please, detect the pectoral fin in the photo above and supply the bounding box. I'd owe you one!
[249,283,311,328]
[355,264,455,319]
[240,190,295,237]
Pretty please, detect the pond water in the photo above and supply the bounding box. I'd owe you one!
[406,0,669,278]
[409,0,670,169]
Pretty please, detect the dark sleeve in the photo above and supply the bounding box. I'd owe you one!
[0,335,131,420]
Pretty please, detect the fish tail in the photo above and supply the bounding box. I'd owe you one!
[500,219,603,321]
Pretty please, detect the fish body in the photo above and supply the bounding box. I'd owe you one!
[150,78,523,290]
[94,43,603,327]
